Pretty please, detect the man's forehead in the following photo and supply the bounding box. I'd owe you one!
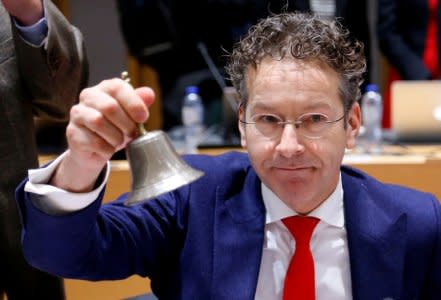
[243,58,342,110]
[247,58,338,90]
[248,58,337,83]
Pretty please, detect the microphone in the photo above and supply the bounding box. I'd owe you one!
[196,42,238,112]
[196,42,241,145]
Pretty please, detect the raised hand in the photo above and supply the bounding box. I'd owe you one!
[51,78,155,193]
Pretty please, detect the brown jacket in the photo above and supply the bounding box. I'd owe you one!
[0,0,87,208]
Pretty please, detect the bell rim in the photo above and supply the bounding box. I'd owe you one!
[124,169,204,206]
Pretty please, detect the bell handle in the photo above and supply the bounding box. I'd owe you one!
[138,123,147,135]
[121,71,148,136]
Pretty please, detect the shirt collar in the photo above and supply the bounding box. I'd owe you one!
[261,174,344,228]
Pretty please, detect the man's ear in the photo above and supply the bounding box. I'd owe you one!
[346,102,361,149]
[238,105,247,148]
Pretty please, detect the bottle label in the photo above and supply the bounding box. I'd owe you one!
[182,106,203,125]
[362,104,382,126]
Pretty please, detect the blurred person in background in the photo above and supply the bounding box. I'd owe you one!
[0,0,87,298]
[116,0,371,131]
[378,0,441,127]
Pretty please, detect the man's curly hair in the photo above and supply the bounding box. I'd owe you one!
[226,12,366,113]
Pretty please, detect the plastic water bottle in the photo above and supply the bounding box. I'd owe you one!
[360,83,383,153]
[182,86,204,153]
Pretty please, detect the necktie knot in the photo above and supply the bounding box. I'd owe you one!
[282,216,320,243]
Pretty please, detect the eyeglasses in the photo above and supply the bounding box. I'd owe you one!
[239,112,345,139]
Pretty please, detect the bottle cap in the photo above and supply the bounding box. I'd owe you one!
[365,83,379,93]
[185,86,199,94]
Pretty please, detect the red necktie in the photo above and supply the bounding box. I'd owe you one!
[282,216,320,300]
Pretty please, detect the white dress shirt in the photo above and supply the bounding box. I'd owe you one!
[254,177,352,300]
[25,154,352,299]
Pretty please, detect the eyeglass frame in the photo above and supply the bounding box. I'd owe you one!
[238,104,347,140]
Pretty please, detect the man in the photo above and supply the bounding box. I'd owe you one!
[16,12,440,299]
[0,0,87,298]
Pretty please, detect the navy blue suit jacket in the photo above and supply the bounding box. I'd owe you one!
[16,152,441,299]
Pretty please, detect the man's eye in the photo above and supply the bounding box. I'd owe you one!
[302,114,327,123]
[255,115,281,123]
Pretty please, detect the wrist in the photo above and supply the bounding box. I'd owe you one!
[50,150,106,193]
[13,1,44,26]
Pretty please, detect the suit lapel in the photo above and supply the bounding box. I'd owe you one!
[342,169,407,300]
[210,166,409,299]
[211,170,265,300]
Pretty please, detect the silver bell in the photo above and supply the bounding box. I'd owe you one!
[124,130,204,206]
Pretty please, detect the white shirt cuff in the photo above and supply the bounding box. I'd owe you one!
[24,151,109,214]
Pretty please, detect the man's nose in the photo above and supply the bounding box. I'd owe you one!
[275,123,305,157]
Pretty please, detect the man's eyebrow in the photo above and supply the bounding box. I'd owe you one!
[251,99,333,110]
[302,101,333,111]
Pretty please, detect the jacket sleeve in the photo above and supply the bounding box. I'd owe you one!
[12,0,88,121]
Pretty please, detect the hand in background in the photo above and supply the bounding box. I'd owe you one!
[1,0,43,25]
[51,78,155,193]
